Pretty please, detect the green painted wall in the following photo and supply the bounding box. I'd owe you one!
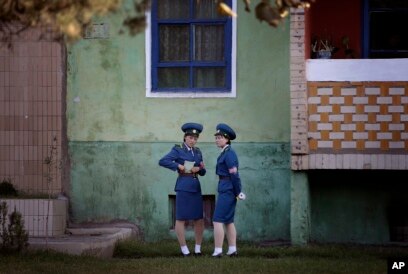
[69,142,291,241]
[66,2,290,143]
[309,170,408,244]
[290,172,311,245]
[67,1,292,242]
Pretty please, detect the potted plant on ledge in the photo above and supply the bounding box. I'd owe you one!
[311,35,338,59]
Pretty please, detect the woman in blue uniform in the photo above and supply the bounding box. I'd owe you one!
[212,123,244,257]
[159,122,206,256]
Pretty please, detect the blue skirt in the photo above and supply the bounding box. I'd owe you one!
[176,191,203,220]
[213,190,237,224]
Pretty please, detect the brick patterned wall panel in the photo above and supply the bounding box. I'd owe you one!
[308,82,408,155]
[289,9,408,170]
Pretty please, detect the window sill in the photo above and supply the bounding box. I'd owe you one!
[146,89,236,98]
[306,58,408,82]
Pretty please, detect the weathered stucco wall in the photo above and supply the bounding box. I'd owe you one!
[290,172,311,245]
[66,1,292,242]
[309,170,408,244]
[66,2,290,143]
[69,142,291,241]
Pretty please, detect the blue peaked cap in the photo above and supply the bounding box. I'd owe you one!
[215,123,236,140]
[181,122,203,135]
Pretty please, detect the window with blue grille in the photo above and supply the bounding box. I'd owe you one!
[148,0,235,96]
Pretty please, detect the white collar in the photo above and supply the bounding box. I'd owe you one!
[184,143,192,151]
[221,144,229,152]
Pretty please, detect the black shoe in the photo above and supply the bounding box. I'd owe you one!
[193,252,202,256]
[212,253,222,258]
[227,251,238,257]
[182,253,191,257]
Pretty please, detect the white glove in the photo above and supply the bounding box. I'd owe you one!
[238,192,246,200]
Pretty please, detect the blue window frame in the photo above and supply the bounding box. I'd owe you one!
[151,0,233,93]
[362,0,408,58]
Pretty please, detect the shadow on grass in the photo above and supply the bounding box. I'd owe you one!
[0,241,407,274]
[113,239,408,260]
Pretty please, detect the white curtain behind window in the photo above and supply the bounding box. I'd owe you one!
[157,0,226,89]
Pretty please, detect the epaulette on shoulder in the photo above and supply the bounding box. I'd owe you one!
[174,144,182,148]
[194,147,201,152]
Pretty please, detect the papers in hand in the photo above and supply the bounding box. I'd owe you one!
[184,161,195,173]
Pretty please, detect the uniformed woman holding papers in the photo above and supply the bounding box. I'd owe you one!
[212,123,245,258]
[159,123,206,257]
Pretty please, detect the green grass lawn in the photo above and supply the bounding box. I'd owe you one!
[0,240,407,274]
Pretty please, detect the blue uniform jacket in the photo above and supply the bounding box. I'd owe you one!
[216,146,242,196]
[159,144,206,193]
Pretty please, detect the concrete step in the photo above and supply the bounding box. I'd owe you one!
[28,223,139,258]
